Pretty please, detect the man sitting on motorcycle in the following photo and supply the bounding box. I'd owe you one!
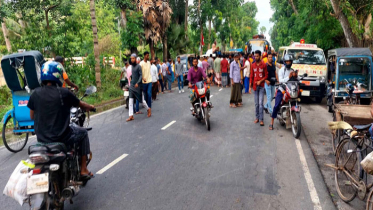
[269,54,299,130]
[27,61,95,179]
[188,57,211,113]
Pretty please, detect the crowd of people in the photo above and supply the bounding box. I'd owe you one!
[121,49,288,130]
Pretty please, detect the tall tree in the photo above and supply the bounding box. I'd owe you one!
[89,0,101,87]
[184,0,188,34]
[260,26,266,35]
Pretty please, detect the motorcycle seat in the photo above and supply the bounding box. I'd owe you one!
[353,124,371,131]
[28,142,68,155]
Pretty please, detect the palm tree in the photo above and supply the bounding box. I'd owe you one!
[137,0,172,59]
[89,0,101,87]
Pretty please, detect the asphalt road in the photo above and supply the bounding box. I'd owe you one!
[1,86,337,210]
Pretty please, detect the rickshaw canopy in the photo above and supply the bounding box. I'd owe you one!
[1,51,45,91]
[328,48,372,57]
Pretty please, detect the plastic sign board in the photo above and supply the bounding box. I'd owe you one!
[290,43,318,48]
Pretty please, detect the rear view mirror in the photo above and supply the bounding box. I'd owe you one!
[85,86,97,96]
[303,73,308,77]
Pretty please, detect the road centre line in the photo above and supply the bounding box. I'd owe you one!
[161,121,176,130]
[96,154,128,174]
[219,88,223,91]
[295,139,322,210]
[210,95,213,98]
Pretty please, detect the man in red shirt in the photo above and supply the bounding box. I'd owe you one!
[220,55,229,88]
[250,50,268,126]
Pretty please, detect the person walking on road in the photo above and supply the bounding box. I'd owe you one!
[264,54,277,115]
[151,59,159,100]
[166,59,174,92]
[221,55,229,88]
[229,54,243,108]
[244,55,251,94]
[208,54,214,85]
[162,60,168,92]
[127,54,151,122]
[175,56,185,93]
[250,50,268,126]
[140,52,152,114]
[214,54,221,87]
[202,56,210,76]
[156,58,164,94]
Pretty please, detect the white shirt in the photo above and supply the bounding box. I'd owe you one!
[151,64,158,83]
[244,60,251,77]
[278,66,298,83]
[198,60,203,68]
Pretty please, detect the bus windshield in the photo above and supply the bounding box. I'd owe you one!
[249,40,265,53]
[288,49,326,65]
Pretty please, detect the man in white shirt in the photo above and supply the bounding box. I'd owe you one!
[269,54,298,130]
[197,55,203,68]
[150,60,159,100]
[243,55,251,93]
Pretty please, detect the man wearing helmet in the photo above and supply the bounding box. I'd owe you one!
[269,54,299,130]
[28,61,95,179]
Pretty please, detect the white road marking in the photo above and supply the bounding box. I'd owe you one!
[219,88,223,91]
[96,154,128,174]
[162,121,176,130]
[295,139,322,210]
[210,95,214,98]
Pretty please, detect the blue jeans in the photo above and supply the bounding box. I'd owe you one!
[159,78,164,92]
[254,86,265,121]
[271,90,283,119]
[142,83,152,108]
[167,76,172,90]
[244,77,250,93]
[177,75,184,90]
[264,83,275,114]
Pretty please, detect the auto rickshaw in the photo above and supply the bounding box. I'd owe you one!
[1,51,45,152]
[326,48,372,112]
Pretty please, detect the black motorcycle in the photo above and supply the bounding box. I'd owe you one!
[70,86,97,129]
[28,86,97,210]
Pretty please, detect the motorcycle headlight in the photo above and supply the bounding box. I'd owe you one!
[290,91,298,98]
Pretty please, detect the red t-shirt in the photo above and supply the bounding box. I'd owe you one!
[221,59,228,73]
[250,61,268,90]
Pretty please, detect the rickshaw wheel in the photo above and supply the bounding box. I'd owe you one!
[2,115,28,153]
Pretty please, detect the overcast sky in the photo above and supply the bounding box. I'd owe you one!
[248,0,274,44]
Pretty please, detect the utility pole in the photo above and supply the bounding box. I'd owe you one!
[198,0,203,55]
[118,17,122,67]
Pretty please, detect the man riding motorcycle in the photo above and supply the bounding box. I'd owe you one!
[27,61,95,179]
[188,57,211,113]
[269,54,299,130]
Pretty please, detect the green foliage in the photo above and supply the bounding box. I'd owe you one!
[121,11,143,52]
[270,0,343,51]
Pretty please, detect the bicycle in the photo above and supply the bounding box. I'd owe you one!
[332,123,373,206]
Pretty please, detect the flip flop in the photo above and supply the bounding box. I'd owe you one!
[135,112,143,115]
[260,121,264,126]
[230,104,237,108]
[269,124,273,130]
[80,172,95,180]
[254,119,259,123]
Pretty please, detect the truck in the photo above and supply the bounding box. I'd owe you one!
[277,40,327,103]
[245,34,271,54]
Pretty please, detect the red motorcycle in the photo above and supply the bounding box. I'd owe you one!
[190,81,212,131]
[276,73,307,138]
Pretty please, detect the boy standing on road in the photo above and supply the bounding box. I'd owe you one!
[250,50,268,126]
[264,54,277,115]
[175,56,185,93]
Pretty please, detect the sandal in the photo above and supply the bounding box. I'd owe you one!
[269,124,273,130]
[126,116,134,122]
[254,119,259,123]
[260,121,264,126]
[135,111,143,115]
[80,171,95,180]
[230,104,237,108]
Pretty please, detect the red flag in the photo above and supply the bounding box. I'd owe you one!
[201,33,205,46]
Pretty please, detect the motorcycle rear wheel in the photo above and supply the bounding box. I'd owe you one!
[291,112,301,138]
[203,107,210,131]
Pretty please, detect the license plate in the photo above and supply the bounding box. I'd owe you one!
[123,91,129,97]
[301,90,310,96]
[27,173,49,195]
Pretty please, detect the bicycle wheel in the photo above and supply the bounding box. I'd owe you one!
[335,138,360,202]
[2,115,28,153]
[366,189,373,210]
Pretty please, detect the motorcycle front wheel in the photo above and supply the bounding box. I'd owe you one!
[291,112,301,138]
[203,107,210,131]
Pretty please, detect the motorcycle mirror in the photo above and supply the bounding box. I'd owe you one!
[303,73,308,77]
[85,86,97,95]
